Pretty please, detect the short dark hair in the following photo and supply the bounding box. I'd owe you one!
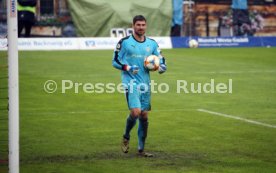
[133,15,146,24]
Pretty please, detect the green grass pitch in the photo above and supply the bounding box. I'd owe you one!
[1,47,276,172]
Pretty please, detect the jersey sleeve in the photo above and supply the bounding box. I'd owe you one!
[112,39,128,71]
[152,41,166,65]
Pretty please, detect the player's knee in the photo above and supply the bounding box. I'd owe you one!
[130,108,141,117]
[140,111,148,120]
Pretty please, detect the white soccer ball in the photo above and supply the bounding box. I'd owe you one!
[144,55,160,71]
[189,39,199,48]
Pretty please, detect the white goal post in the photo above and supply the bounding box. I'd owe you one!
[7,0,19,173]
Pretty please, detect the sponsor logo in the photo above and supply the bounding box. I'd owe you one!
[146,46,150,52]
[10,0,16,17]
[85,40,96,47]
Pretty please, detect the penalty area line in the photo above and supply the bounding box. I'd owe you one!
[197,109,276,129]
[23,108,194,115]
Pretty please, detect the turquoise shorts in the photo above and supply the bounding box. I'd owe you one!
[125,85,151,111]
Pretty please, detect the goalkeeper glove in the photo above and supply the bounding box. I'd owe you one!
[126,65,139,74]
[158,64,167,74]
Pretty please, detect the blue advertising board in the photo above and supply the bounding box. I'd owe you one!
[171,36,276,48]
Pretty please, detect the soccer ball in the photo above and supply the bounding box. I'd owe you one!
[144,55,160,71]
[189,39,199,48]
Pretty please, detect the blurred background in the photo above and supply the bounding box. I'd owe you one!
[0,0,275,38]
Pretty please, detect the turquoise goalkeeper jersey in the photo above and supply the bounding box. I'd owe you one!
[112,35,164,87]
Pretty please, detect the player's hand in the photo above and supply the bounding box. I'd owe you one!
[158,64,167,74]
[127,65,139,74]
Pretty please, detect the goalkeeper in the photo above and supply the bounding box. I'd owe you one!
[112,15,167,157]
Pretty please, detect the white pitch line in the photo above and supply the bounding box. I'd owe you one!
[199,70,276,74]
[28,70,276,78]
[22,108,193,115]
[197,109,276,129]
[168,70,276,75]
